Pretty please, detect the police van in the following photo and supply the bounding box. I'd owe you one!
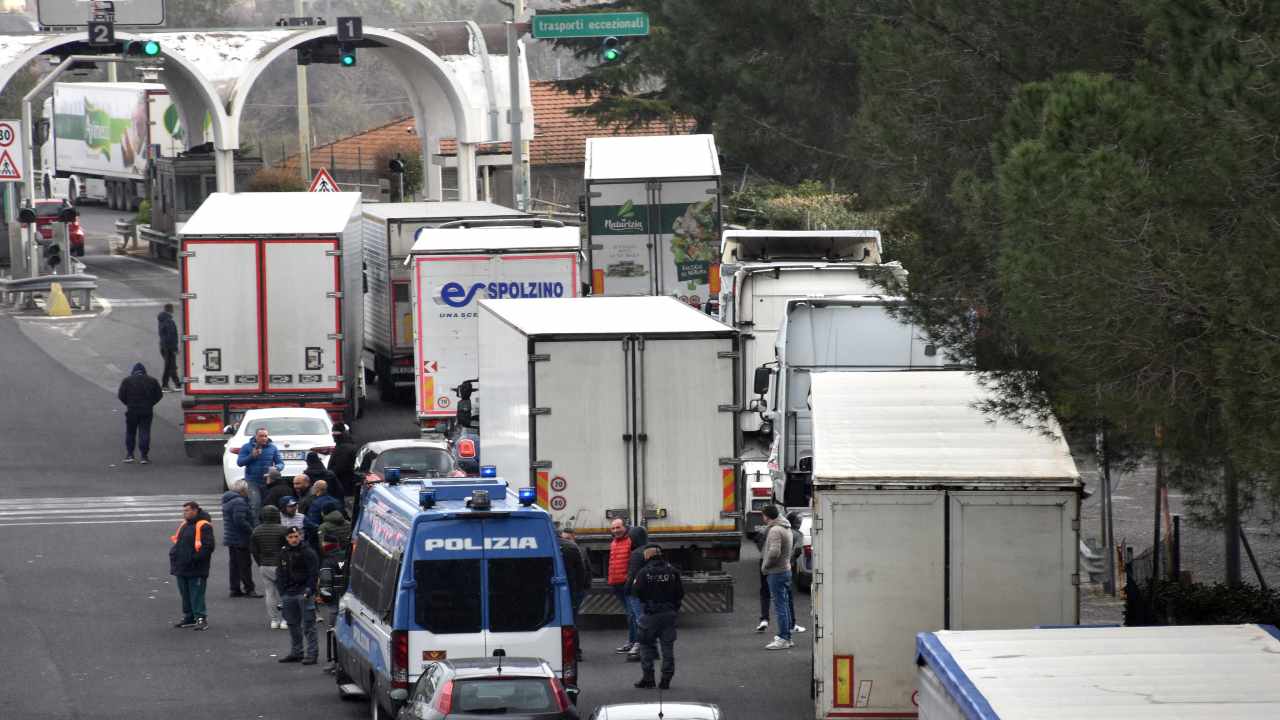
[335,470,577,719]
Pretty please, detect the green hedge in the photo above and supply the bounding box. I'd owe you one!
[1128,579,1280,626]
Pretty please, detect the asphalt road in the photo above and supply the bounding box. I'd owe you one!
[0,206,815,719]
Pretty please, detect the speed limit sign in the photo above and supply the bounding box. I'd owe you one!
[0,120,23,181]
[0,121,16,147]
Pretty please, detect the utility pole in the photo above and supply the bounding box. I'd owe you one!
[296,0,313,182]
[505,0,529,211]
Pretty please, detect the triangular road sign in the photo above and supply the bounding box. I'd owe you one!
[308,167,340,192]
[0,149,21,181]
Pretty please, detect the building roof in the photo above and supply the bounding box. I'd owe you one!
[283,81,695,172]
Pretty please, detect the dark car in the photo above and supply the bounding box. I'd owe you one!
[394,656,579,720]
[32,199,85,255]
[353,438,458,483]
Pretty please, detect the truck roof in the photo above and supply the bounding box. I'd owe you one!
[410,225,580,254]
[480,296,733,338]
[584,134,720,181]
[917,625,1280,719]
[180,192,362,236]
[721,229,883,263]
[361,201,527,222]
[810,371,1079,484]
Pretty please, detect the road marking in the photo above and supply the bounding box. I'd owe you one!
[0,494,224,528]
[97,295,112,319]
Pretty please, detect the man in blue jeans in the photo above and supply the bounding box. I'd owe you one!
[237,427,284,522]
[760,505,795,650]
[276,526,320,664]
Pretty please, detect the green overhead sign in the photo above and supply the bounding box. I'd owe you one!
[531,12,650,39]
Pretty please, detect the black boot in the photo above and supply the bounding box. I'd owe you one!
[658,675,672,690]
[634,676,656,689]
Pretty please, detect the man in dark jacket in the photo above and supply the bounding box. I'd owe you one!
[303,480,342,550]
[303,451,340,500]
[237,428,284,520]
[277,526,320,664]
[117,362,162,464]
[262,468,293,510]
[157,303,180,391]
[250,504,288,629]
[327,431,358,502]
[558,531,589,614]
[221,480,259,598]
[169,501,215,631]
[622,525,649,661]
[631,545,684,689]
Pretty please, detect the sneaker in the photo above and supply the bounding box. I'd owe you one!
[174,618,197,629]
[123,456,134,463]
[245,591,264,598]
[658,676,672,690]
[193,618,208,632]
[139,457,150,465]
[765,636,794,650]
[270,620,281,630]
[626,651,641,662]
[755,620,769,633]
[614,643,634,654]
[301,657,318,666]
[278,655,302,663]
[793,625,807,634]
[634,678,656,689]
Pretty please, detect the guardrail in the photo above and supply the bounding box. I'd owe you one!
[138,224,178,262]
[0,273,98,310]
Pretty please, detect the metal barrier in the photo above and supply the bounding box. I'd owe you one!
[0,273,98,310]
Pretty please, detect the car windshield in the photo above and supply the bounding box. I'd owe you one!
[453,677,558,714]
[373,448,454,477]
[244,418,329,437]
[34,203,66,218]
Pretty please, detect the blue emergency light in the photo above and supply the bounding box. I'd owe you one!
[384,467,402,484]
[518,487,537,506]
[419,489,437,509]
[480,465,498,478]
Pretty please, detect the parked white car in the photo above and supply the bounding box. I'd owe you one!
[221,408,338,490]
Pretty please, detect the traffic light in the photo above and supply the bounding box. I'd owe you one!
[600,36,622,63]
[44,240,62,270]
[123,39,162,57]
[339,43,356,67]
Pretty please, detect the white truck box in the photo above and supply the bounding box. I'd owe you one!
[916,625,1280,720]
[408,225,580,430]
[361,201,530,399]
[479,296,742,613]
[809,371,1081,720]
[584,135,721,308]
[177,192,364,459]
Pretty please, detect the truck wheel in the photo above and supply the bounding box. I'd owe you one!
[68,181,78,206]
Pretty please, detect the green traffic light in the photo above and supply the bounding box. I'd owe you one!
[341,53,355,66]
[603,47,620,62]
[143,40,161,56]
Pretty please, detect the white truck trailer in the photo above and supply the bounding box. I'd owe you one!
[809,371,1081,720]
[583,135,721,309]
[408,224,580,432]
[40,82,181,210]
[361,201,530,401]
[916,625,1280,719]
[478,296,742,613]
[178,193,364,460]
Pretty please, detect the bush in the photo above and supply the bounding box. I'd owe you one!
[135,199,151,225]
[247,166,308,192]
[1127,579,1280,626]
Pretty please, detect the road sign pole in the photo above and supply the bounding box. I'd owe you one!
[5,183,20,276]
[507,20,526,211]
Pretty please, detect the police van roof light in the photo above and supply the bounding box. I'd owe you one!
[518,487,537,506]
[468,489,491,510]
[385,467,402,484]
[419,489,437,509]
[480,465,497,478]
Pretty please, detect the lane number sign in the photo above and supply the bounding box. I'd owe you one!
[88,21,115,46]
[336,16,363,42]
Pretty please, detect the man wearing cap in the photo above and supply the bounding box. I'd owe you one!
[276,526,320,664]
[278,496,304,530]
[630,544,684,690]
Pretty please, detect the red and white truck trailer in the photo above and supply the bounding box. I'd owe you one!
[178,192,364,460]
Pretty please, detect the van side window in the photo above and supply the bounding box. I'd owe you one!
[487,557,555,632]
[349,535,399,615]
[413,559,482,633]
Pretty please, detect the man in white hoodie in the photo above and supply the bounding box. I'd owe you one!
[760,505,794,650]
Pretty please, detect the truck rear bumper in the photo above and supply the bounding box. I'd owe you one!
[579,574,734,615]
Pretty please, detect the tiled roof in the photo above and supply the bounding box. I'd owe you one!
[282,82,695,171]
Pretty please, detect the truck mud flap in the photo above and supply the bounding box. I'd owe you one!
[579,574,734,615]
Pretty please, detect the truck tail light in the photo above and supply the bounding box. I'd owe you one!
[550,678,571,711]
[561,626,578,686]
[751,487,771,497]
[433,680,453,713]
[393,355,414,366]
[391,629,409,690]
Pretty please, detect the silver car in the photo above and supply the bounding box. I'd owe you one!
[590,703,720,720]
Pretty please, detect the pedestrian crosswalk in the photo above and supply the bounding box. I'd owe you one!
[0,494,223,528]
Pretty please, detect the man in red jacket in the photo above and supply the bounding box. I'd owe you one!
[607,517,636,654]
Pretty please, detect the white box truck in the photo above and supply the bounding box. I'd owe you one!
[408,224,580,432]
[478,296,742,613]
[39,82,182,210]
[178,193,364,460]
[808,371,1081,720]
[361,201,530,401]
[583,135,721,309]
[916,625,1280,719]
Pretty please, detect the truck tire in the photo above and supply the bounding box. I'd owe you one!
[68,180,78,207]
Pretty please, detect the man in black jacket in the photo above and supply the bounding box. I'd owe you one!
[157,303,180,391]
[276,526,320,664]
[631,544,684,690]
[117,362,162,464]
[169,501,215,631]
[622,525,649,661]
[326,431,358,503]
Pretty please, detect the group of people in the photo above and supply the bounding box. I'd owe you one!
[601,518,687,690]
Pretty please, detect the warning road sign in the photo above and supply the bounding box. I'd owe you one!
[308,167,340,192]
[0,149,22,181]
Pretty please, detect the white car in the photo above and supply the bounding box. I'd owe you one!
[221,408,339,490]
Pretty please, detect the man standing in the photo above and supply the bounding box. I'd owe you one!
[760,505,795,650]
[236,428,283,519]
[169,500,215,631]
[755,512,805,635]
[327,430,359,503]
[278,497,304,531]
[221,480,259,598]
[276,526,320,665]
[606,518,636,654]
[303,479,341,550]
[262,468,292,510]
[157,303,181,392]
[250,504,288,629]
[117,362,162,464]
[631,545,684,689]
[623,525,650,662]
[558,528,589,618]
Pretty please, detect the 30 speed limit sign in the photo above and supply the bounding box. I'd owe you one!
[0,120,23,181]
[0,121,16,147]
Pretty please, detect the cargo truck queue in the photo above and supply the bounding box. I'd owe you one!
[163,133,1109,720]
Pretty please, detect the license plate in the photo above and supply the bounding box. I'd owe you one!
[282,450,306,460]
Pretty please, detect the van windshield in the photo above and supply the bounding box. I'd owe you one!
[488,557,555,632]
[414,559,481,634]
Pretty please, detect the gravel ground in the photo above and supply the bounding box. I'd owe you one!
[1077,454,1280,624]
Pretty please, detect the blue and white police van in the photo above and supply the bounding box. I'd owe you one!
[335,469,577,719]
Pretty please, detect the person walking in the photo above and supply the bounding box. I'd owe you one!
[623,525,650,662]
[157,303,181,392]
[631,545,684,689]
[250,504,289,630]
[221,480,259,598]
[278,496,304,531]
[117,362,162,464]
[236,427,283,519]
[169,500,215,631]
[760,505,795,650]
[606,518,636,655]
[276,526,320,665]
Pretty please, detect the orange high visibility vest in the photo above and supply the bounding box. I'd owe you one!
[171,519,211,552]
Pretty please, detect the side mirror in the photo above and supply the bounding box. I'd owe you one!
[389,689,409,702]
[566,686,581,705]
[798,456,812,473]
[222,425,234,435]
[456,398,473,429]
[753,366,773,396]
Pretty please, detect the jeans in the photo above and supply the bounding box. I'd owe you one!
[759,571,796,625]
[612,585,638,644]
[176,575,207,621]
[125,411,153,458]
[281,593,318,659]
[245,483,262,526]
[259,566,282,623]
[767,571,793,641]
[161,349,180,389]
[227,545,255,594]
[637,610,677,678]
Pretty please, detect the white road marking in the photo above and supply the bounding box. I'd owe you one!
[97,295,112,319]
[0,494,224,528]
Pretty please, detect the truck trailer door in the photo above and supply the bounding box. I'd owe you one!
[182,239,263,394]
[261,239,343,394]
